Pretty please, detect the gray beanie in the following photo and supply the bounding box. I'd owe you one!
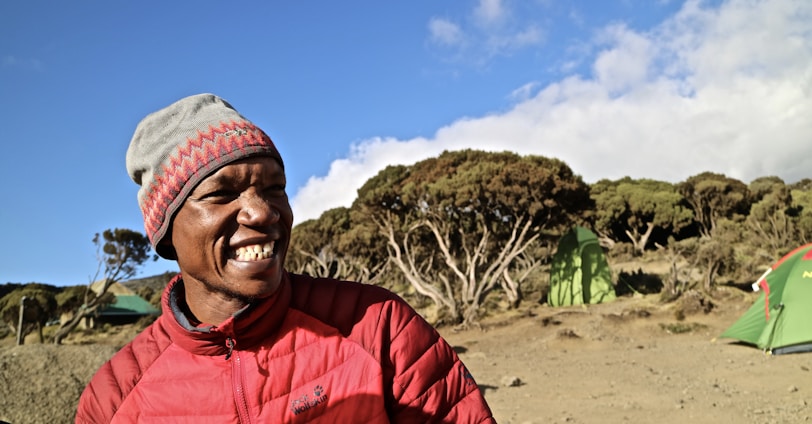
[126,93,282,259]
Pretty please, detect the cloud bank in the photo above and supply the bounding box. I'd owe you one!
[292,0,812,222]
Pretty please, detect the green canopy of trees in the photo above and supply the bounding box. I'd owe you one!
[592,177,693,254]
[6,150,811,334]
[288,150,810,325]
[352,150,591,325]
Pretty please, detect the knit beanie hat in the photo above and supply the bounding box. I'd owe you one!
[126,93,282,259]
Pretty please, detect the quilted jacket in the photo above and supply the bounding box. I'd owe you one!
[75,272,495,423]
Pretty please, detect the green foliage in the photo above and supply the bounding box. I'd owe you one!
[745,176,796,262]
[592,177,692,253]
[790,183,812,244]
[53,228,155,344]
[0,286,59,322]
[122,271,175,307]
[0,283,24,299]
[678,172,750,238]
[0,285,58,342]
[55,285,90,313]
[280,150,811,321]
[290,207,389,283]
[352,149,591,324]
[695,224,737,291]
[93,228,157,283]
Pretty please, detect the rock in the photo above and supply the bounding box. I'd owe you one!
[501,375,522,387]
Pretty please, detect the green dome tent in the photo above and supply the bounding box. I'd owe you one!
[547,226,616,307]
[720,244,812,355]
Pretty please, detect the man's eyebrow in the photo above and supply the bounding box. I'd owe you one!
[202,173,230,185]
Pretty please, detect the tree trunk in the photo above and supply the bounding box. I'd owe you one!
[626,222,655,254]
[53,306,94,345]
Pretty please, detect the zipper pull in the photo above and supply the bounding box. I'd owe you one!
[225,337,235,360]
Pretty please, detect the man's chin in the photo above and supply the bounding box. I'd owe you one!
[204,271,282,303]
[244,283,281,301]
[232,276,282,301]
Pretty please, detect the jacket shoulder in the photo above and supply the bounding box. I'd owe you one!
[75,318,173,423]
[286,274,494,421]
[288,273,402,333]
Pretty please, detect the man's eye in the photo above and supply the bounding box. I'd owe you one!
[264,184,287,196]
[199,190,238,202]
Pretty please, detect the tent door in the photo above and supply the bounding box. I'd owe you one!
[757,303,784,352]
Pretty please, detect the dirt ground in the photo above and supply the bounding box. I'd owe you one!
[441,289,812,424]
[2,288,811,424]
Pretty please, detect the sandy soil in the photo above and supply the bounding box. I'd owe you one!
[2,288,811,424]
[442,289,812,424]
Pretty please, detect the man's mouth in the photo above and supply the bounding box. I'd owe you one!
[234,242,275,261]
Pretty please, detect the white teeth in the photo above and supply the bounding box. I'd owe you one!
[234,242,275,261]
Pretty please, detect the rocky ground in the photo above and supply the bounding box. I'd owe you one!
[2,287,811,423]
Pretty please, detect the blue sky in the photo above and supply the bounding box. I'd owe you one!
[1,0,810,286]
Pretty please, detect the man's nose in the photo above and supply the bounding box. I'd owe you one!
[237,192,279,226]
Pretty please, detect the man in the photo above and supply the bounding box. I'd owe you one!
[76,94,495,423]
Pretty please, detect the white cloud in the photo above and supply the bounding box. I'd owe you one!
[428,18,464,47]
[428,0,544,62]
[293,0,812,222]
[509,81,541,102]
[474,0,507,28]
[487,24,544,53]
[592,24,654,93]
[290,137,445,222]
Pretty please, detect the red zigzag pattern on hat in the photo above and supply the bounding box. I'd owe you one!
[141,120,273,241]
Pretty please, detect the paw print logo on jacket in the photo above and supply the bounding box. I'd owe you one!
[290,384,329,416]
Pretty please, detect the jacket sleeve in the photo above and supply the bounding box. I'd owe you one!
[75,360,122,423]
[75,324,170,423]
[383,299,495,423]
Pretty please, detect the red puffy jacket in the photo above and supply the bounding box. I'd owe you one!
[76,272,494,423]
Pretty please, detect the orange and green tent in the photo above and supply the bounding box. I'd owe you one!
[720,244,812,355]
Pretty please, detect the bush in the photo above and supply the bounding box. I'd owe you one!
[616,270,663,296]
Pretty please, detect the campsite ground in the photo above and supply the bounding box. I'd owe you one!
[443,287,812,424]
[2,286,812,423]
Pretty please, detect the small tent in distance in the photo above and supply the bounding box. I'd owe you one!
[547,226,616,307]
[720,244,812,355]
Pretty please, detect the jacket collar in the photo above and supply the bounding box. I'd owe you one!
[158,271,292,356]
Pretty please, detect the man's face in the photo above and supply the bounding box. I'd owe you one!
[168,156,293,302]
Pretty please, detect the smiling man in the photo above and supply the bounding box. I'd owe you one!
[75,94,495,423]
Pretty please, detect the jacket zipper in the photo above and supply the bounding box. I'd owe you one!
[228,337,252,424]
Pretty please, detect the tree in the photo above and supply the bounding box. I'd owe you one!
[0,285,57,344]
[354,150,591,325]
[678,172,750,238]
[745,176,796,261]
[289,207,388,284]
[53,228,155,344]
[592,177,693,254]
[695,220,738,292]
[658,219,739,299]
[790,180,812,245]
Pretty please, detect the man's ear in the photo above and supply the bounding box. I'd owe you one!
[156,229,178,260]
